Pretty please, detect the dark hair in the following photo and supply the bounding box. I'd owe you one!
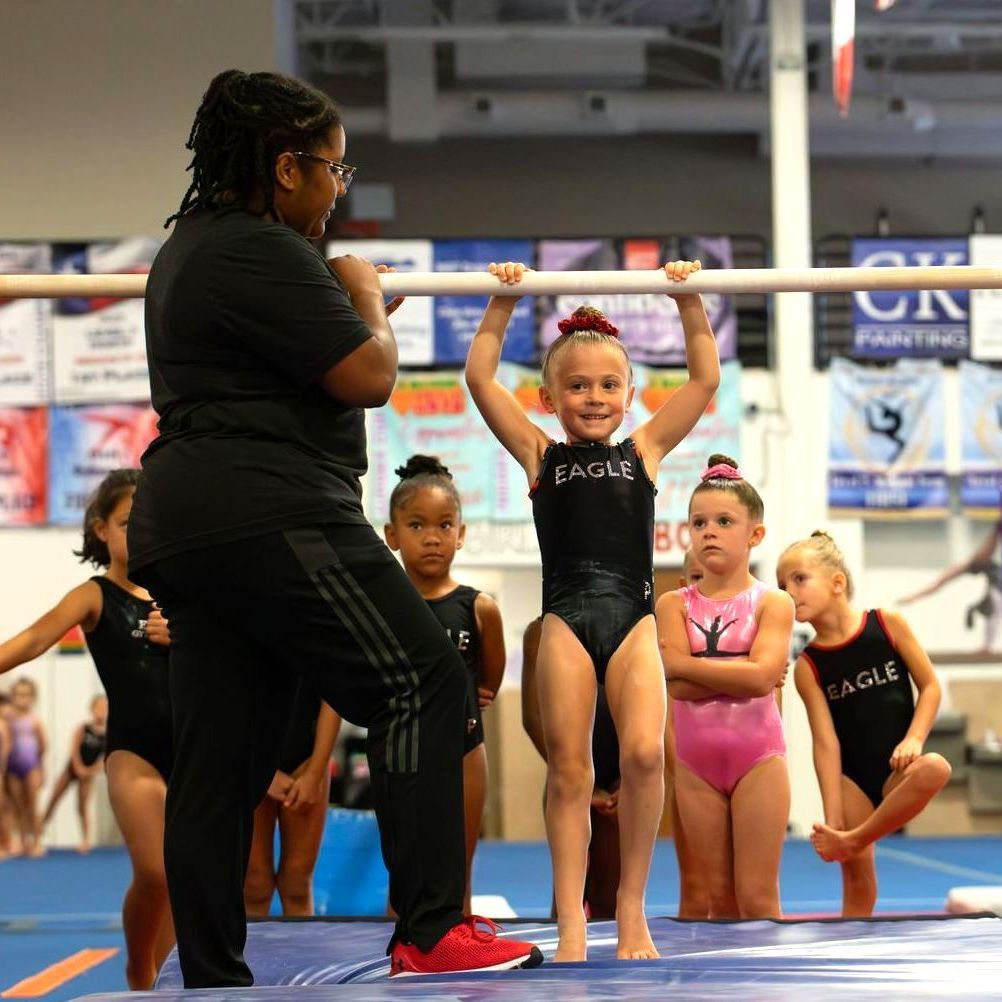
[389,455,462,520]
[75,469,140,568]
[166,69,341,227]
[690,453,764,521]
[541,306,632,384]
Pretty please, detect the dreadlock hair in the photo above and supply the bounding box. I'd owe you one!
[690,453,765,522]
[165,69,341,227]
[389,455,462,521]
[75,469,140,568]
[780,530,855,600]
[541,306,632,385]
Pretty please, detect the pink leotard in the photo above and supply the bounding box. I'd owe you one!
[672,580,786,796]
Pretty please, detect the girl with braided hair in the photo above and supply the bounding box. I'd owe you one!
[467,260,719,961]
[128,70,540,986]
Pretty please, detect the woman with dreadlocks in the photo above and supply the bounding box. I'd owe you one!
[128,70,542,987]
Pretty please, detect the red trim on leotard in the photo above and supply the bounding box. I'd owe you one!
[806,610,868,652]
[873,608,900,653]
[799,650,821,686]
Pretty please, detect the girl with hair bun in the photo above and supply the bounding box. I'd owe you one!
[0,469,173,987]
[467,260,720,961]
[657,455,794,920]
[384,455,507,914]
[777,531,951,916]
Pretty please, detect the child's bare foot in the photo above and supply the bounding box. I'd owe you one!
[77,841,92,854]
[616,906,659,960]
[553,916,588,962]
[810,822,861,862]
[26,844,47,859]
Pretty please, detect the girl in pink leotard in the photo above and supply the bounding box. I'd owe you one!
[656,453,793,919]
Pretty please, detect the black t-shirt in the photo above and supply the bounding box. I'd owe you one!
[129,208,374,572]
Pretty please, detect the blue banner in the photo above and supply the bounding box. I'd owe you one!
[828,357,948,516]
[959,360,1002,515]
[432,240,536,365]
[851,238,969,359]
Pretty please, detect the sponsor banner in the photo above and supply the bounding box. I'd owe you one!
[327,239,434,365]
[851,238,969,359]
[48,403,158,525]
[0,406,47,525]
[432,240,536,364]
[52,238,160,404]
[970,234,1002,362]
[367,371,495,521]
[828,357,948,515]
[959,360,1002,514]
[0,243,53,406]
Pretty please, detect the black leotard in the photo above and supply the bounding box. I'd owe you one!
[85,577,172,780]
[801,610,914,807]
[426,585,484,754]
[78,723,106,769]
[531,440,655,682]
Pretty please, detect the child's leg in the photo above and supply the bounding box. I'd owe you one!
[244,796,279,917]
[275,770,332,917]
[605,618,664,960]
[42,765,73,828]
[76,775,94,852]
[669,780,713,918]
[583,804,620,919]
[673,763,735,917]
[537,614,598,962]
[838,777,878,917]
[22,769,45,856]
[106,751,171,990]
[730,756,789,919]
[460,743,488,915]
[811,754,952,863]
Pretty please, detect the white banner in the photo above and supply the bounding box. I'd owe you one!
[52,238,160,404]
[327,239,434,366]
[0,244,52,406]
[970,234,1002,362]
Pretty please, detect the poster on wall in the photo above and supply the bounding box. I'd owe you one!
[537,239,619,351]
[0,243,52,406]
[970,234,1002,362]
[959,360,1002,516]
[47,403,159,525]
[52,238,160,404]
[0,406,47,526]
[326,239,434,365]
[432,240,536,364]
[828,357,948,516]
[367,371,495,521]
[851,237,969,359]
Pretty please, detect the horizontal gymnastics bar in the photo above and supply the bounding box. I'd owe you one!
[2,266,1002,299]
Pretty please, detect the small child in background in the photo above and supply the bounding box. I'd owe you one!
[42,694,108,853]
[3,677,47,857]
[778,530,952,917]
[384,455,507,913]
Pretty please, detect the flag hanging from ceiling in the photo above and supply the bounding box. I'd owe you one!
[832,0,855,117]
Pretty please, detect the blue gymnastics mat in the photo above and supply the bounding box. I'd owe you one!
[74,913,1002,1001]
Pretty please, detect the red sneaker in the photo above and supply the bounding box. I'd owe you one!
[389,916,544,977]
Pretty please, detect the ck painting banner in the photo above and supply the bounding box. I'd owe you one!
[327,239,434,366]
[851,238,969,359]
[367,371,495,521]
[432,240,536,365]
[48,403,159,525]
[828,357,948,516]
[0,243,52,407]
[959,361,1002,516]
[52,238,160,404]
[0,406,47,526]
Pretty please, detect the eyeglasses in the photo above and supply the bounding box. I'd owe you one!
[292,152,357,192]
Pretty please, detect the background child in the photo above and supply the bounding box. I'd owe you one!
[384,454,507,913]
[41,693,108,853]
[3,677,47,857]
[521,615,621,921]
[0,469,173,988]
[466,259,719,960]
[245,683,341,918]
[657,456,793,919]
[778,530,952,917]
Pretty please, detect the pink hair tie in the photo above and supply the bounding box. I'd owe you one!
[701,463,743,482]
